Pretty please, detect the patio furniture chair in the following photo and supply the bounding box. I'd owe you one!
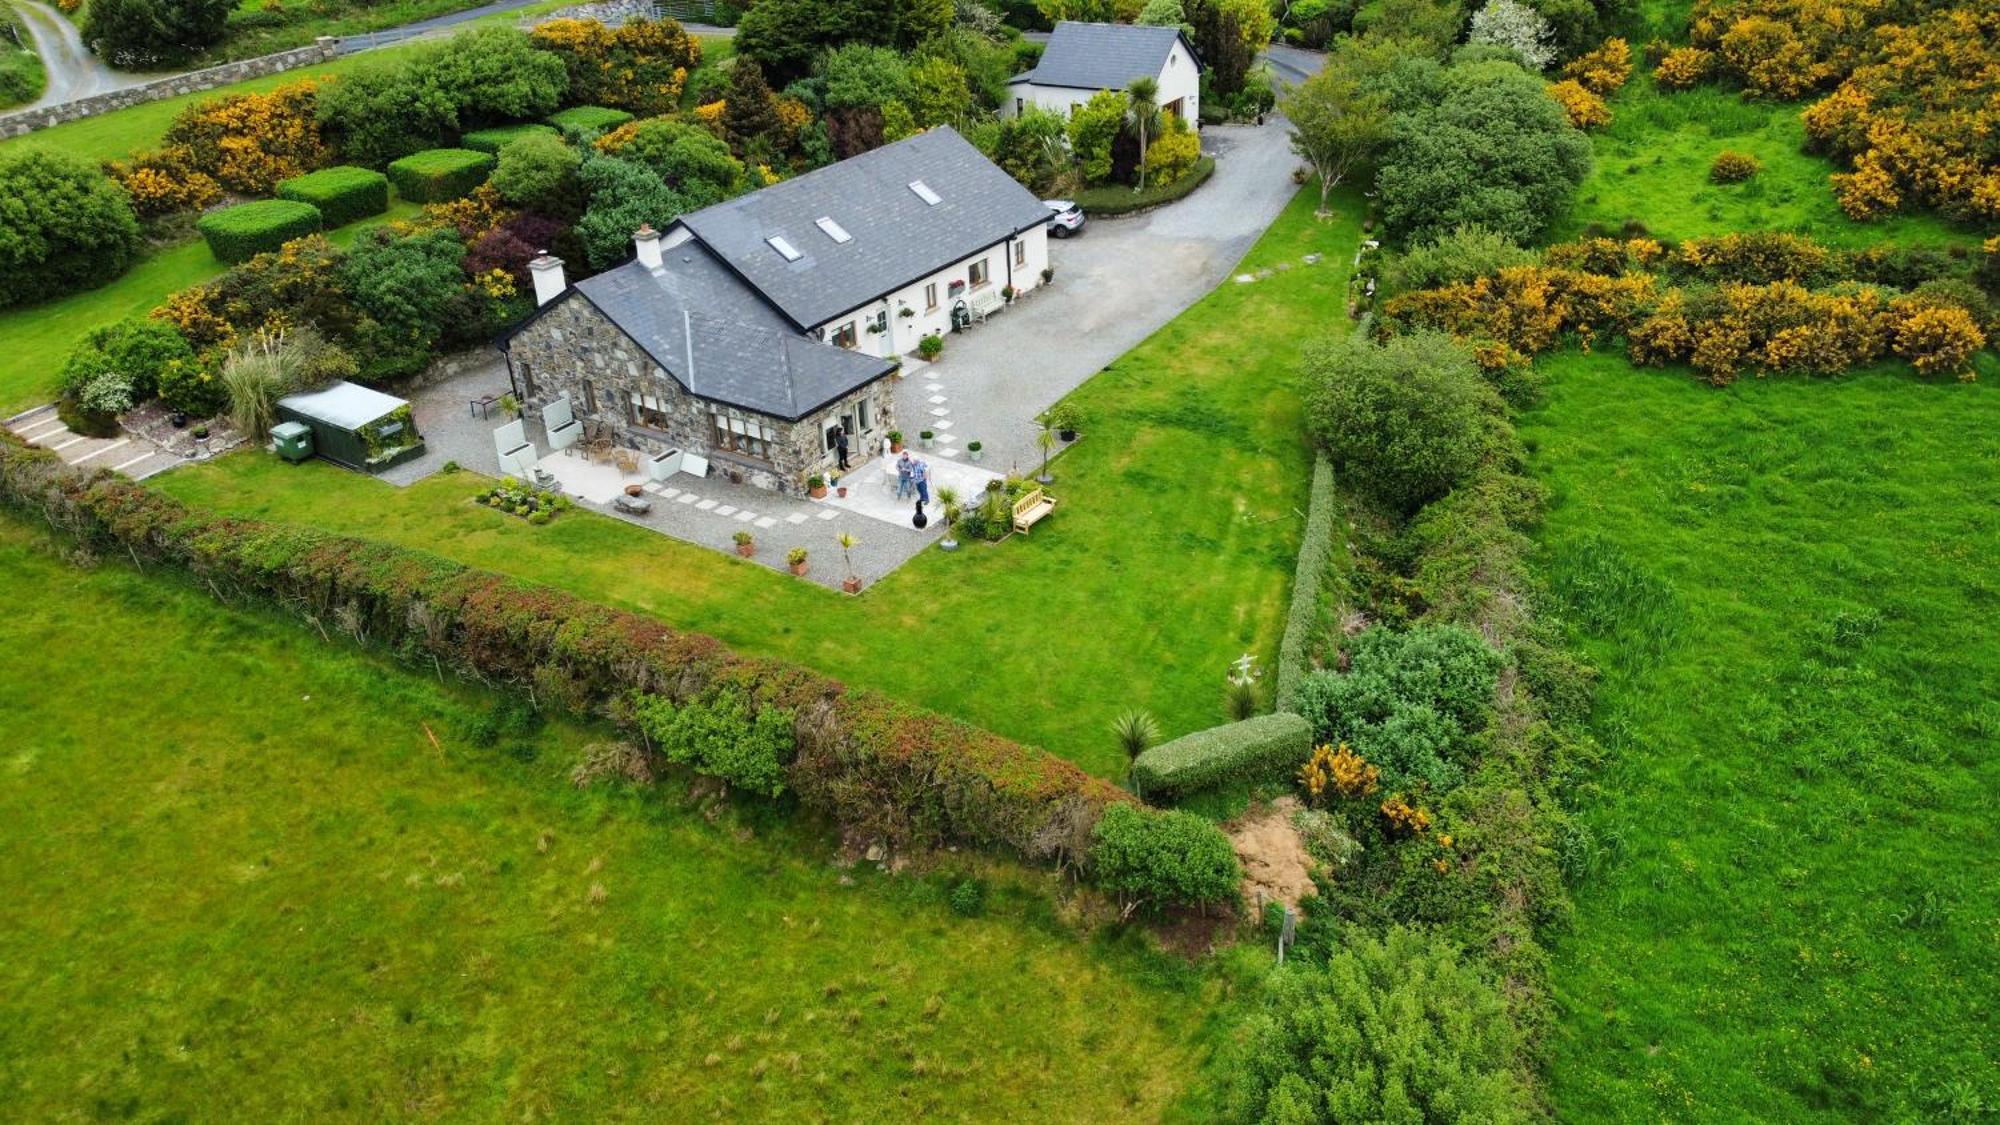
[614,448,640,475]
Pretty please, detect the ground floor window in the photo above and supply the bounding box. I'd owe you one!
[1014,240,1026,267]
[628,390,671,429]
[581,379,597,414]
[925,282,938,310]
[857,399,872,433]
[832,321,858,349]
[517,360,536,398]
[712,409,775,460]
[969,258,989,288]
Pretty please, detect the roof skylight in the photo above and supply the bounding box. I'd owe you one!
[908,180,942,205]
[815,216,852,243]
[766,235,802,261]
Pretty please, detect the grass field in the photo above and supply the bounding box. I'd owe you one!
[1522,351,2000,1120]
[155,187,1359,778]
[1554,73,1976,250]
[0,515,1230,1119]
[0,6,46,110]
[0,199,423,416]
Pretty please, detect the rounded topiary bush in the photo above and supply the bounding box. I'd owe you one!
[196,199,324,264]
[0,148,142,309]
[1710,150,1762,184]
[460,122,561,154]
[386,148,497,203]
[276,166,389,227]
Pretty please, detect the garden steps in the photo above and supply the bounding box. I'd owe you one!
[4,404,186,481]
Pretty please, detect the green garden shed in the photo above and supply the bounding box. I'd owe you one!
[275,381,425,473]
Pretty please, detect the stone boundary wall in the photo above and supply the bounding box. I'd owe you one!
[530,0,661,24]
[0,38,340,141]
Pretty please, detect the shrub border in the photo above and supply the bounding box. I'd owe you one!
[1276,454,1337,711]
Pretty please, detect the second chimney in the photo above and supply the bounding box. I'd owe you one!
[529,253,566,306]
[635,223,663,270]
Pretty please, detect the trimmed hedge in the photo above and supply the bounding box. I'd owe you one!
[196,199,324,264]
[0,431,1137,875]
[276,166,389,228]
[1131,712,1313,798]
[548,104,635,141]
[1073,157,1216,217]
[386,148,496,203]
[461,122,561,154]
[1277,454,1338,710]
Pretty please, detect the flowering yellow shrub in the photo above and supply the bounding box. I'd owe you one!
[1710,150,1761,182]
[531,17,698,116]
[109,147,224,217]
[1299,743,1380,803]
[694,99,728,133]
[1676,232,1834,284]
[1891,299,1985,379]
[1563,37,1633,96]
[153,80,329,196]
[775,96,812,137]
[1380,794,1432,836]
[1143,125,1202,185]
[1546,80,1611,129]
[411,185,508,241]
[1652,46,1714,89]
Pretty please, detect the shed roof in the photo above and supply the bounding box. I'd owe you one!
[672,127,1052,330]
[278,381,407,431]
[1011,21,1198,91]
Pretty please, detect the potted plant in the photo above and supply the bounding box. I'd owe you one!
[898,305,915,318]
[1001,284,1017,304]
[917,334,944,361]
[1044,403,1083,442]
[920,429,934,449]
[807,474,827,499]
[837,532,862,593]
[835,475,848,498]
[888,430,904,454]
[498,393,522,419]
[967,439,983,462]
[787,547,809,576]
[733,530,755,557]
[937,487,961,551]
[1040,266,1054,285]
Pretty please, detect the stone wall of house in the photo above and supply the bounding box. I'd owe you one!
[505,295,896,496]
[0,39,341,140]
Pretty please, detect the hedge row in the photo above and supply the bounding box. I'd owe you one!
[1131,712,1313,798]
[196,199,324,264]
[548,104,634,141]
[1073,157,1216,217]
[276,166,389,228]
[1276,454,1338,711]
[0,432,1141,874]
[386,148,496,203]
[461,123,561,154]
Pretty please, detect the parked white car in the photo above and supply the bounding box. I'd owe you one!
[1044,200,1086,238]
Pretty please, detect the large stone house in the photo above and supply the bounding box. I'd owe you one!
[1003,21,1204,125]
[498,127,1053,496]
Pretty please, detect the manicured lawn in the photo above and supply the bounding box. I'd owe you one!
[0,516,1221,1119]
[1521,351,2000,1120]
[0,199,422,416]
[156,186,1362,777]
[1554,73,1976,249]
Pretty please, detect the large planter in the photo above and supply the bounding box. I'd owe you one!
[736,543,755,558]
[790,561,809,577]
[842,576,863,594]
[809,483,828,499]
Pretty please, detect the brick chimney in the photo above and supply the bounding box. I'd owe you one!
[529,253,566,306]
[635,223,663,270]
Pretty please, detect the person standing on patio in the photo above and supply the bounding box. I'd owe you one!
[834,425,850,470]
[896,452,914,499]
[913,458,931,506]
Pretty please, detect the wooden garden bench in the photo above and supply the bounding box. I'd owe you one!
[1012,487,1057,533]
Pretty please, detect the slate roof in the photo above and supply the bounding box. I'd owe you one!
[1010,21,1197,91]
[672,126,1053,330]
[572,252,894,421]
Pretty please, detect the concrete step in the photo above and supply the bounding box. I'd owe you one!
[5,403,58,434]
[120,452,185,481]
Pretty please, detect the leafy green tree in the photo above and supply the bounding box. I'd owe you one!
[1384,225,1536,293]
[1066,90,1125,185]
[635,689,795,798]
[1376,61,1591,245]
[723,58,785,157]
[898,0,956,47]
[1281,64,1389,214]
[60,317,195,404]
[338,228,467,379]
[426,28,568,127]
[1292,625,1503,792]
[1301,329,1494,515]
[84,0,232,68]
[907,55,973,126]
[1353,0,1463,54]
[603,119,742,204]
[0,149,141,309]
[1137,0,1189,32]
[316,63,458,167]
[1226,926,1532,1124]
[819,44,915,110]
[490,134,582,214]
[736,0,898,85]
[576,154,691,268]
[990,106,1068,190]
[1089,804,1241,915]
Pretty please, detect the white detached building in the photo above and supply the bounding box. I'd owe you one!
[1005,21,1204,126]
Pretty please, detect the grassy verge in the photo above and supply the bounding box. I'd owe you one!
[204,0,570,64]
[1555,72,1976,249]
[0,515,1221,1118]
[0,7,45,110]
[154,186,1363,777]
[1074,157,1216,216]
[1523,351,2000,1119]
[0,198,423,416]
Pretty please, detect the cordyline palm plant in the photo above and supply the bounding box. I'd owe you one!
[1112,708,1160,784]
[1124,76,1162,190]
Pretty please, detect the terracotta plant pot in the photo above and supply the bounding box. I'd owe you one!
[736,543,755,558]
[809,484,827,499]
[790,561,809,577]
[842,576,863,594]
[624,484,643,497]
[890,442,904,454]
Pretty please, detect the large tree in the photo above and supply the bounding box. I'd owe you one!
[0,149,141,309]
[85,0,232,68]
[1281,65,1389,214]
[1301,329,1494,514]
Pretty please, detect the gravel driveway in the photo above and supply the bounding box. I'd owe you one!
[894,121,1302,476]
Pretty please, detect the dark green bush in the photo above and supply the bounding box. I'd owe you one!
[1276,455,1337,710]
[1303,330,1496,516]
[1089,804,1240,913]
[60,316,193,404]
[1292,624,1503,794]
[948,879,985,917]
[0,148,141,309]
[461,122,561,154]
[196,199,323,264]
[548,104,635,142]
[634,686,794,798]
[1130,713,1313,798]
[386,148,497,203]
[276,166,389,228]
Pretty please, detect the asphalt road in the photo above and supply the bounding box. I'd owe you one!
[8,0,159,108]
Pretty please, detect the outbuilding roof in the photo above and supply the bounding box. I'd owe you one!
[672,126,1052,330]
[277,380,408,431]
[1010,21,1199,91]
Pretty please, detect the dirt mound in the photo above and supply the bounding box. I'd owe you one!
[1226,796,1316,913]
